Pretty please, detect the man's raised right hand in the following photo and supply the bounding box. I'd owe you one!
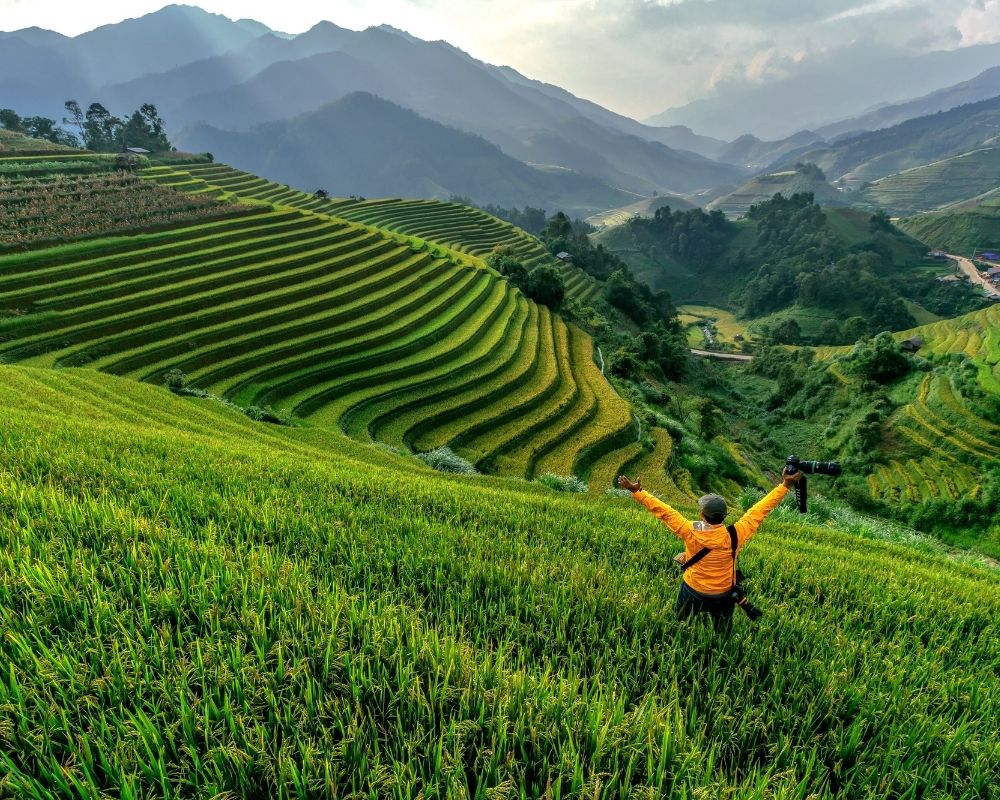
[617,475,641,493]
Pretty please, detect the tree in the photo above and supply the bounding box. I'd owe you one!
[772,318,802,345]
[22,116,78,146]
[0,108,23,131]
[698,398,725,441]
[843,316,869,343]
[846,332,911,383]
[524,265,565,311]
[869,209,893,234]
[817,318,843,344]
[63,100,84,132]
[120,103,170,152]
[83,103,123,152]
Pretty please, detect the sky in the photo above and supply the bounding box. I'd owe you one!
[2,0,1000,119]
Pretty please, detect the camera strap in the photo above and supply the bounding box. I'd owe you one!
[680,524,739,573]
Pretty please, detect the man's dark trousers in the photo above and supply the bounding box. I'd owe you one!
[676,580,735,633]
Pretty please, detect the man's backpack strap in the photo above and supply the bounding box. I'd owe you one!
[681,524,740,573]
[727,524,743,584]
[680,546,711,571]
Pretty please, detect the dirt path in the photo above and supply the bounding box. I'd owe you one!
[689,348,753,362]
[949,254,1000,299]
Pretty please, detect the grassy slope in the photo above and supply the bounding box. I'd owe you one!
[0,155,671,494]
[860,148,1000,214]
[593,206,933,309]
[0,128,80,154]
[141,162,605,307]
[585,194,695,229]
[706,171,850,218]
[805,303,1000,540]
[898,203,1000,255]
[1,364,998,798]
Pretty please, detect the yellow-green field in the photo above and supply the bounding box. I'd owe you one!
[1,364,999,798]
[678,304,752,348]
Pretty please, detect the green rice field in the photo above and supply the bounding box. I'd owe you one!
[1,364,998,798]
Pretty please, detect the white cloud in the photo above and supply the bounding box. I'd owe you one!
[822,0,915,23]
[957,0,1000,44]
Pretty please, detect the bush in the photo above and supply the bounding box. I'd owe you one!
[416,447,479,475]
[536,473,589,493]
[244,405,286,425]
[163,368,186,391]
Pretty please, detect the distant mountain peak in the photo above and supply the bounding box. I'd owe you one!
[373,24,422,43]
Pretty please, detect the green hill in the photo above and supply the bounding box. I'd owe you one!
[706,164,850,218]
[898,201,1000,254]
[787,94,1000,188]
[584,194,695,229]
[0,126,80,154]
[859,147,1000,214]
[2,362,999,797]
[898,204,1000,254]
[0,151,682,500]
[138,161,605,306]
[791,304,1000,547]
[593,194,945,344]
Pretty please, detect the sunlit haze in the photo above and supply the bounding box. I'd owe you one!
[2,0,1000,121]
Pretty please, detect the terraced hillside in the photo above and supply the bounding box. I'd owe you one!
[139,162,604,305]
[0,127,80,154]
[814,304,1000,510]
[2,363,999,798]
[706,165,848,218]
[0,156,684,495]
[860,147,1000,214]
[898,202,1000,254]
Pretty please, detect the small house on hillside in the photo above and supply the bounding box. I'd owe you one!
[555,251,573,263]
[927,251,949,261]
[936,274,960,283]
[901,336,924,353]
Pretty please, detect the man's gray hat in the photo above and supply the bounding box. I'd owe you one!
[698,494,728,523]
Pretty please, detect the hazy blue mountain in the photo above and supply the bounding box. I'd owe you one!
[647,42,1000,140]
[154,52,396,130]
[815,66,1000,141]
[0,5,275,117]
[0,36,90,117]
[779,94,1000,188]
[481,65,728,159]
[4,6,744,205]
[114,24,743,196]
[67,4,272,86]
[178,93,636,215]
[717,131,825,171]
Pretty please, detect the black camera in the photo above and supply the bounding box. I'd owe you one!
[785,455,842,513]
[731,584,763,621]
[785,456,842,477]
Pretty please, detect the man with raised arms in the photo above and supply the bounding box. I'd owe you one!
[617,469,801,632]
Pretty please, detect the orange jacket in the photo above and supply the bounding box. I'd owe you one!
[633,485,789,595]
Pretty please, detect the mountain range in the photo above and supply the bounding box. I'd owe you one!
[4,4,1000,216]
[0,5,744,211]
[647,41,1000,141]
[182,93,636,212]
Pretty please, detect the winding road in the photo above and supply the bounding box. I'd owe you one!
[949,254,1000,299]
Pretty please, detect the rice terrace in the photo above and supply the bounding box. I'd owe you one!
[1,3,1000,798]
